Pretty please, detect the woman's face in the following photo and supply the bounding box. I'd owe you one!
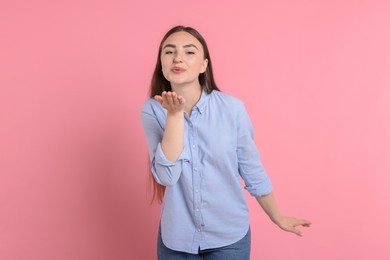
[160,31,208,89]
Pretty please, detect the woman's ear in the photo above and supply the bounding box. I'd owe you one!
[200,59,208,73]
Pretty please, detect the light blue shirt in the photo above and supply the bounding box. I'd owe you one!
[141,90,272,254]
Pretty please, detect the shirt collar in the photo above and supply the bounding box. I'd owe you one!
[193,89,210,114]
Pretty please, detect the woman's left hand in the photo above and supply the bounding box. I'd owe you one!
[256,193,311,237]
[276,216,311,237]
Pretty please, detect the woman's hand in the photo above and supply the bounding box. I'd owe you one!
[154,91,186,114]
[256,193,311,237]
[275,216,311,237]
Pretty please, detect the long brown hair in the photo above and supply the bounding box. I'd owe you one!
[148,25,220,203]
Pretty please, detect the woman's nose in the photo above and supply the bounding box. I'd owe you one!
[173,52,183,63]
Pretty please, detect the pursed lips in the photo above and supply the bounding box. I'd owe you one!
[172,67,186,73]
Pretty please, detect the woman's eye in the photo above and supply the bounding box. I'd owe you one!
[165,51,173,54]
[186,51,195,55]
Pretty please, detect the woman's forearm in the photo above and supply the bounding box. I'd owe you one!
[256,192,282,225]
[161,111,185,162]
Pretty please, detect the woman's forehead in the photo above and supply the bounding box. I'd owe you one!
[162,31,202,49]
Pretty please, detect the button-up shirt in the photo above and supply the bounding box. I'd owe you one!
[141,90,272,254]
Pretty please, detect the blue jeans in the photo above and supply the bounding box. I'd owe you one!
[157,226,251,260]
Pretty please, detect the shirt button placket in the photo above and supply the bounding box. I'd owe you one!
[189,117,202,234]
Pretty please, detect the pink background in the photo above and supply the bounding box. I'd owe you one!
[1,1,390,259]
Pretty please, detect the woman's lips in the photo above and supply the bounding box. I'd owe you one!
[172,67,186,73]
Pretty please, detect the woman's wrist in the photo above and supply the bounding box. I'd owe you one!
[272,215,284,226]
[167,110,184,117]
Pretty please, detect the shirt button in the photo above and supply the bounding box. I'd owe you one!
[195,208,199,212]
[195,189,199,193]
[192,144,196,149]
[189,123,193,127]
[197,229,201,232]
[194,167,198,171]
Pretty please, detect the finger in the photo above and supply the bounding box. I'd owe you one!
[154,95,163,105]
[292,227,303,237]
[164,91,172,105]
[171,92,179,106]
[297,219,312,227]
[291,218,310,227]
[161,91,167,101]
[177,95,185,105]
[302,221,312,227]
[162,91,170,105]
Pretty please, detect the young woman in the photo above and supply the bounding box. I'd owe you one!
[141,25,311,260]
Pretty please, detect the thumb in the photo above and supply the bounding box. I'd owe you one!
[177,95,186,104]
[291,227,303,237]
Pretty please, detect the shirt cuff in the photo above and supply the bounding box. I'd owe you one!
[245,175,273,197]
[154,142,190,166]
[152,143,190,186]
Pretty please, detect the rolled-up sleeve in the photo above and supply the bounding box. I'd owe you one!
[236,102,272,197]
[152,143,189,186]
[141,101,189,186]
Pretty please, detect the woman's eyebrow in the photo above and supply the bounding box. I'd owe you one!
[183,44,198,49]
[162,44,199,49]
[163,44,176,49]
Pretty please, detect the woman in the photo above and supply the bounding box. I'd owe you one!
[141,25,311,259]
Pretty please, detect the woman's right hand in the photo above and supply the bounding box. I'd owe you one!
[154,91,186,114]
